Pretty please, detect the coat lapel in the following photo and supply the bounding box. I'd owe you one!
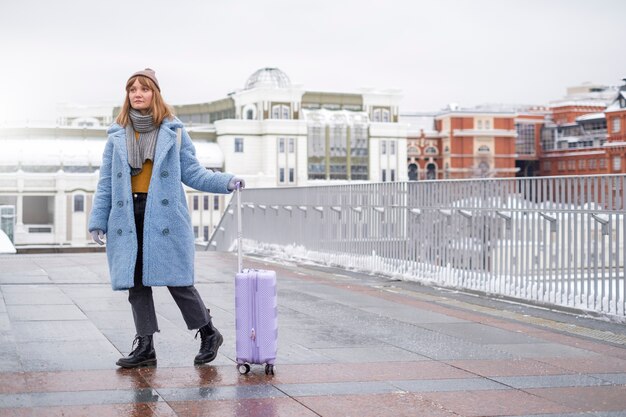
[153,126,176,168]
[112,130,128,163]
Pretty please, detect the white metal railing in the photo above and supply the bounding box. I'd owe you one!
[208,175,626,317]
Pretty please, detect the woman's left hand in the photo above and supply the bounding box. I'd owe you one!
[227,176,246,191]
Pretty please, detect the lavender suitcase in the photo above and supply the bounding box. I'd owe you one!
[234,184,278,375]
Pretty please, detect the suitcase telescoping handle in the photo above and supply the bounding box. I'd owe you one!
[236,181,243,273]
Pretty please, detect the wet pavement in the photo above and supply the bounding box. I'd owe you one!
[1,251,626,416]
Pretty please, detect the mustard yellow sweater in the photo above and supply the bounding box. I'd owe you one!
[131,131,153,193]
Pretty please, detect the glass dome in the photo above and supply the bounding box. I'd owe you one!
[244,68,291,90]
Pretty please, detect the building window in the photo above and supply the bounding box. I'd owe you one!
[203,195,209,210]
[307,124,326,180]
[477,120,483,130]
[589,159,597,170]
[614,156,622,171]
[543,161,551,171]
[279,168,285,183]
[426,163,436,179]
[558,161,565,171]
[578,160,586,170]
[381,141,386,155]
[599,158,607,169]
[390,141,396,155]
[193,195,199,211]
[568,160,576,171]
[444,146,449,154]
[234,138,244,153]
[425,146,437,155]
[288,138,295,153]
[289,168,294,183]
[278,138,285,153]
[390,169,395,182]
[203,226,209,241]
[271,104,290,119]
[381,169,386,182]
[478,145,490,153]
[541,126,556,151]
[372,108,391,122]
[246,109,254,120]
[307,111,368,181]
[485,120,491,129]
[350,123,369,180]
[516,123,535,155]
[73,195,84,212]
[193,226,199,238]
[213,196,219,210]
[478,161,489,177]
[408,163,418,181]
[613,118,621,133]
[408,146,418,154]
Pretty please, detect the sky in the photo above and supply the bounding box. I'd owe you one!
[1,0,625,124]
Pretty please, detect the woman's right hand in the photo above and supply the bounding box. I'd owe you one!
[90,230,106,245]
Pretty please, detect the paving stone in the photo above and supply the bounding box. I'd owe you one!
[424,389,576,416]
[7,305,87,321]
[420,322,548,345]
[12,321,106,343]
[0,402,178,417]
[391,377,509,393]
[169,397,319,417]
[16,340,122,371]
[525,386,626,413]
[157,384,286,402]
[1,285,73,305]
[0,369,150,394]
[538,357,626,374]
[0,274,51,284]
[493,374,610,389]
[0,349,22,372]
[274,380,400,397]
[362,305,467,325]
[489,342,594,358]
[0,314,9,332]
[311,345,427,363]
[0,388,162,408]
[445,358,574,377]
[297,392,460,417]
[591,373,626,385]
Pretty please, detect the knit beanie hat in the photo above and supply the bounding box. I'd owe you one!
[128,68,160,91]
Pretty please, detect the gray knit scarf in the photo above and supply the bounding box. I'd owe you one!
[126,108,159,176]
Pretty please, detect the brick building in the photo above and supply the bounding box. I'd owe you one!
[538,80,625,176]
[434,107,518,179]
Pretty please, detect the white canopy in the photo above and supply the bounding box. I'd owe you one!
[0,137,224,169]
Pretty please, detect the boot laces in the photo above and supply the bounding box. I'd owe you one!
[195,327,212,350]
[130,336,144,355]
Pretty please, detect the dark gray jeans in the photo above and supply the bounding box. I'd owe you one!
[129,192,210,336]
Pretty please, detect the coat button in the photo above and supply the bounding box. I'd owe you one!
[117,229,123,235]
[161,199,169,206]
[117,201,123,207]
[162,228,170,236]
[117,172,122,178]
[161,171,169,178]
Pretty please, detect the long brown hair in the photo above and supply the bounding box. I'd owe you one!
[115,76,174,127]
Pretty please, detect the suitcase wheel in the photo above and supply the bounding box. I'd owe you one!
[237,364,251,375]
[265,364,275,376]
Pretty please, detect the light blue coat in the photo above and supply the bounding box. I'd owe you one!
[88,117,233,290]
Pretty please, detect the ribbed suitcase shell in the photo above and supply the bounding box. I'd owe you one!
[235,268,278,366]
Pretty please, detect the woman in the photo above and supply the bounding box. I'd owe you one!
[89,68,244,368]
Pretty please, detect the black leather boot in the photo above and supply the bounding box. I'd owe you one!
[116,335,156,368]
[194,310,223,365]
